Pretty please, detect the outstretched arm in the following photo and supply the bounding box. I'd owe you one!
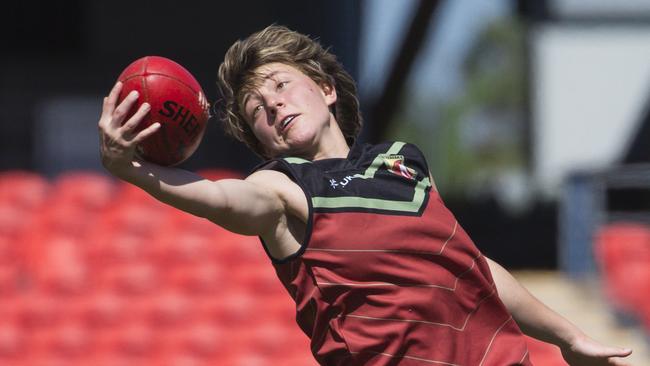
[98,81,288,237]
[486,257,633,366]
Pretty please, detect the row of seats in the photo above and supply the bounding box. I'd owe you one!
[0,170,317,365]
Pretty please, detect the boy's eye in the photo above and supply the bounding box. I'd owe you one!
[252,105,264,116]
[277,81,287,90]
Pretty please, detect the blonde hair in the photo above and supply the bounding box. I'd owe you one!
[217,25,362,158]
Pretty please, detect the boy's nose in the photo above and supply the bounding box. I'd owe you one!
[268,100,284,115]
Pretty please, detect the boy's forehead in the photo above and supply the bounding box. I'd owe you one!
[255,62,299,76]
[241,63,301,104]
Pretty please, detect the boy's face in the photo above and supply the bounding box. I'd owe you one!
[242,63,337,158]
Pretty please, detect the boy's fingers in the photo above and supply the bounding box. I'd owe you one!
[120,103,151,136]
[111,90,139,127]
[102,81,123,118]
[131,122,161,145]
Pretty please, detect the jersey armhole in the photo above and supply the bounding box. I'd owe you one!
[252,159,314,264]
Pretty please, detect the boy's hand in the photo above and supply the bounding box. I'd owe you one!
[561,334,632,366]
[98,81,160,175]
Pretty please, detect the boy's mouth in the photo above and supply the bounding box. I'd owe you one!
[280,114,299,132]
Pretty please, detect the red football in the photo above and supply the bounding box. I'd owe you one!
[116,56,209,166]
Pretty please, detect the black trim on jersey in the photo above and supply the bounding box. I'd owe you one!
[251,159,314,265]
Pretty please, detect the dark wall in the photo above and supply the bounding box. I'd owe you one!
[0,0,361,174]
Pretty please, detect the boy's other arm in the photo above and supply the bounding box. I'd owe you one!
[486,257,632,366]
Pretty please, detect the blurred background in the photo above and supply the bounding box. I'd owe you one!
[1,0,649,364]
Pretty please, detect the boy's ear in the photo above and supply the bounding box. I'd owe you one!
[321,82,337,106]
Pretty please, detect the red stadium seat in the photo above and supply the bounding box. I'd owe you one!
[86,230,155,267]
[97,202,170,240]
[595,223,650,317]
[232,263,286,296]
[604,261,650,318]
[150,353,209,366]
[152,230,221,266]
[26,235,91,296]
[241,319,303,358]
[167,262,229,296]
[221,352,276,366]
[0,171,49,211]
[18,293,64,330]
[39,322,92,358]
[211,234,270,268]
[176,323,227,359]
[0,205,33,241]
[144,290,193,329]
[96,322,160,358]
[0,322,27,360]
[193,291,265,329]
[101,261,161,296]
[81,291,131,329]
[0,265,23,296]
[51,171,116,212]
[84,351,150,366]
[595,223,650,273]
[28,203,96,241]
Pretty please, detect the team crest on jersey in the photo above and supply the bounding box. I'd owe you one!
[382,154,417,180]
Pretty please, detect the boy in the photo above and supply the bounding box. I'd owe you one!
[98,25,632,365]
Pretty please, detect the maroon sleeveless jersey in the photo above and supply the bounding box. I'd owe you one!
[255,142,532,365]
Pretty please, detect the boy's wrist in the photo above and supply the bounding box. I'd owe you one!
[103,158,139,181]
[556,324,585,351]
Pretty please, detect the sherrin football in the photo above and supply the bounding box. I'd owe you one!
[116,56,209,166]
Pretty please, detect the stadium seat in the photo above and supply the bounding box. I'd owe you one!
[145,290,193,329]
[39,322,92,358]
[97,202,170,240]
[81,291,131,329]
[51,171,115,210]
[241,319,303,358]
[595,223,650,318]
[97,322,159,358]
[18,293,64,330]
[0,265,22,296]
[603,261,650,319]
[101,261,161,296]
[192,290,268,330]
[0,171,49,211]
[232,263,286,295]
[178,323,227,359]
[152,230,220,266]
[86,230,154,267]
[27,236,91,296]
[221,352,276,366]
[0,322,27,360]
[0,205,32,241]
[595,223,650,272]
[28,204,95,241]
[167,262,228,296]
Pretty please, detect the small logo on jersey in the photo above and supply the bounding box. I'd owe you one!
[382,155,417,180]
[329,175,357,189]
